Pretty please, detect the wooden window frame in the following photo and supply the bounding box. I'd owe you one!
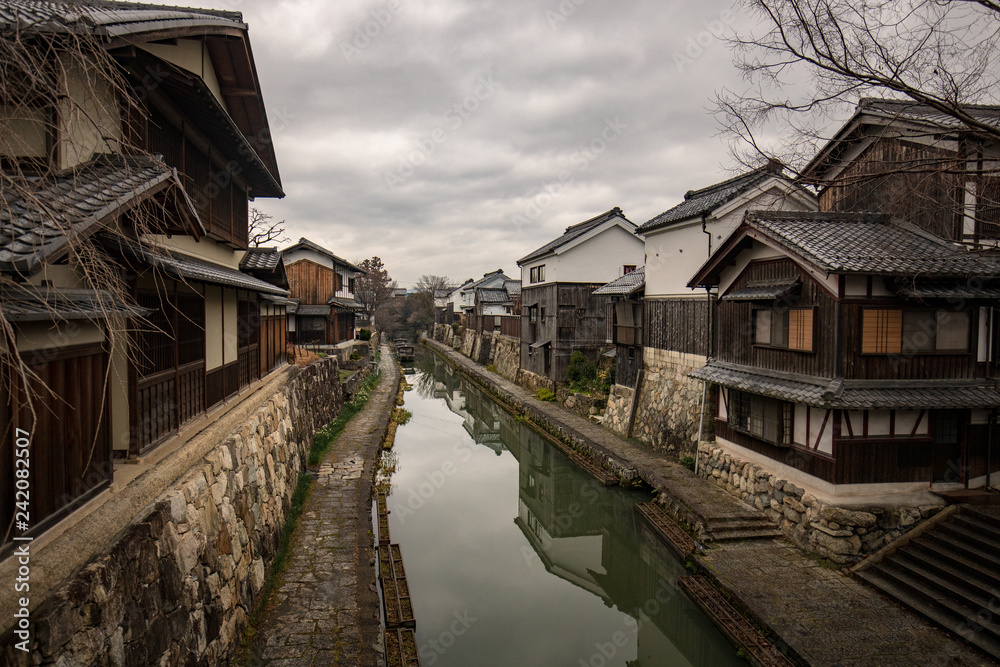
[861,307,972,355]
[529,265,546,284]
[727,389,793,446]
[753,307,814,352]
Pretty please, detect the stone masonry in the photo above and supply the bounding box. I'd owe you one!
[697,444,943,564]
[1,358,353,666]
[629,347,712,457]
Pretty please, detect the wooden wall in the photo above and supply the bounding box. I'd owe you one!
[2,344,112,549]
[644,298,709,356]
[715,259,837,377]
[820,137,962,242]
[286,259,336,305]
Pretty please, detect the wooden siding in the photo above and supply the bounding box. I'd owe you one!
[714,260,837,377]
[259,314,287,376]
[644,298,709,356]
[840,303,977,380]
[2,344,112,548]
[520,284,610,382]
[820,137,962,242]
[286,259,336,305]
[717,421,837,483]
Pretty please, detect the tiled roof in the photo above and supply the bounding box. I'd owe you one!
[593,267,645,296]
[691,361,1000,409]
[477,287,511,304]
[518,208,630,264]
[0,285,152,322]
[100,234,289,296]
[462,269,508,292]
[893,279,1000,300]
[0,1,245,37]
[296,304,331,317]
[281,238,364,273]
[745,211,1000,277]
[0,154,196,275]
[328,296,361,310]
[857,98,1000,133]
[638,165,789,233]
[240,248,281,271]
[722,277,800,301]
[504,279,521,296]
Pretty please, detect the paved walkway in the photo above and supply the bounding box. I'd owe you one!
[249,347,398,667]
[425,338,993,667]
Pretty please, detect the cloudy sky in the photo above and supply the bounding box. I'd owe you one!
[200,0,760,287]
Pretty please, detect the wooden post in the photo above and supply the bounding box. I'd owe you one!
[626,368,645,439]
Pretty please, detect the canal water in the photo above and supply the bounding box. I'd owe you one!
[380,353,744,667]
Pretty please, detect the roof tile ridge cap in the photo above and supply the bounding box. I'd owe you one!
[683,168,767,200]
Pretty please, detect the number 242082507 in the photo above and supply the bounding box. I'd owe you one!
[14,428,30,529]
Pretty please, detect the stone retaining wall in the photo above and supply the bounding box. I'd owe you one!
[630,348,711,457]
[490,333,520,382]
[602,384,634,436]
[2,360,347,666]
[697,444,942,564]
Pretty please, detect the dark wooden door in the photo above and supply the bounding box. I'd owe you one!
[931,410,967,484]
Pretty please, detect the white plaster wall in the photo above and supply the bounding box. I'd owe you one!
[644,207,745,297]
[15,320,104,352]
[150,235,241,268]
[205,285,224,370]
[59,54,122,169]
[0,106,48,157]
[223,289,238,361]
[283,248,333,270]
[139,39,224,106]
[521,224,642,286]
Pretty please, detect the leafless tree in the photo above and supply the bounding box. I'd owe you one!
[412,274,450,329]
[248,207,288,247]
[716,0,1000,173]
[354,256,397,329]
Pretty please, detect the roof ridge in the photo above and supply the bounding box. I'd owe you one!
[683,166,773,201]
[859,97,1000,115]
[563,206,625,233]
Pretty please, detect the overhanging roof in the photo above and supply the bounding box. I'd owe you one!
[692,361,1000,409]
[0,154,202,276]
[518,208,633,265]
[0,285,152,322]
[722,277,800,301]
[100,234,289,295]
[593,267,645,296]
[280,238,365,273]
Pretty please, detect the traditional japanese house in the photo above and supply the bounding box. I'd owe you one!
[800,97,1000,247]
[688,210,1000,497]
[0,0,288,545]
[518,208,643,384]
[281,238,365,345]
[594,266,645,389]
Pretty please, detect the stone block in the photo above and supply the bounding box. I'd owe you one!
[812,529,862,556]
[783,507,802,523]
[783,496,806,513]
[810,521,854,538]
[820,505,877,529]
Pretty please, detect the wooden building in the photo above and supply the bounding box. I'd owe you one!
[518,208,643,384]
[689,210,1000,497]
[0,1,288,547]
[281,238,365,345]
[800,98,1000,247]
[594,267,645,389]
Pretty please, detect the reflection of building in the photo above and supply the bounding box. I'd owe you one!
[462,385,506,455]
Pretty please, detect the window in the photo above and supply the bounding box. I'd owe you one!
[862,309,970,354]
[530,265,546,283]
[349,277,355,294]
[727,389,793,445]
[754,308,813,351]
[528,305,539,323]
[623,265,637,275]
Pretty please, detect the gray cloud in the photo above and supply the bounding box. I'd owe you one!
[203,0,747,286]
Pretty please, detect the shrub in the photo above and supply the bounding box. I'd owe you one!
[679,455,695,470]
[566,351,598,392]
[451,323,460,335]
[358,328,372,341]
[536,387,556,402]
[486,364,497,373]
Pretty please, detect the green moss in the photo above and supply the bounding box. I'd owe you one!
[535,387,556,402]
[308,372,381,467]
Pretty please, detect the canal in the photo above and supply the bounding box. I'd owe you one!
[379,352,745,667]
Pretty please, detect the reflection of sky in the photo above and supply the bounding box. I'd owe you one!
[387,368,744,666]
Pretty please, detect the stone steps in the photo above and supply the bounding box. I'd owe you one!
[705,515,784,542]
[853,506,1000,661]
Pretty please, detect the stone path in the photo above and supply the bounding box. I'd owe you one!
[424,339,993,667]
[248,347,398,667]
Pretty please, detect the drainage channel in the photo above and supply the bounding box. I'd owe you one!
[375,353,750,666]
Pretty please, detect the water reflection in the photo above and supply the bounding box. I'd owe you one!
[388,353,743,666]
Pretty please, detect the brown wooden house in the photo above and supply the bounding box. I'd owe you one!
[0,1,288,548]
[281,238,365,345]
[689,210,1000,497]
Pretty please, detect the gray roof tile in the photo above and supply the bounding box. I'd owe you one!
[691,361,1000,409]
[857,98,1000,133]
[638,166,789,233]
[593,266,645,295]
[0,1,245,36]
[296,304,331,316]
[476,287,511,304]
[518,208,630,264]
[722,277,800,301]
[240,248,281,271]
[281,238,364,273]
[745,211,1000,277]
[0,285,152,322]
[1,154,190,275]
[100,234,289,296]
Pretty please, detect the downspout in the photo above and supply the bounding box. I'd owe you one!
[695,380,707,476]
[696,211,713,476]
